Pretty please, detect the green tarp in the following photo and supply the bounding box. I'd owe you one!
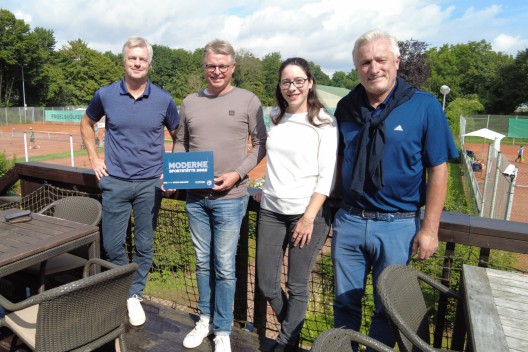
[508,118,528,138]
[44,110,84,123]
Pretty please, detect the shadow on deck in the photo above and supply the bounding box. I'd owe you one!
[0,301,288,352]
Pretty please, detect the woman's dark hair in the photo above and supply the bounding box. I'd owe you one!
[272,57,328,127]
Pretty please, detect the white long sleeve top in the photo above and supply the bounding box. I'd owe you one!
[261,108,338,215]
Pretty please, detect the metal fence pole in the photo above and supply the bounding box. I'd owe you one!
[504,168,517,220]
[489,152,503,218]
[479,143,494,217]
[69,134,75,167]
[23,131,28,162]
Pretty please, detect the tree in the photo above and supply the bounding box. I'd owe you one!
[233,49,266,101]
[398,39,430,89]
[23,27,56,106]
[331,71,347,87]
[331,70,359,90]
[149,45,205,103]
[0,9,31,107]
[47,40,121,106]
[150,45,176,91]
[445,95,485,136]
[427,41,513,112]
[487,49,528,114]
[345,70,360,89]
[4,6,524,115]
[260,52,282,106]
[309,61,331,86]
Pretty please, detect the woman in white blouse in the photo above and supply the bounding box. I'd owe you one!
[254,57,338,352]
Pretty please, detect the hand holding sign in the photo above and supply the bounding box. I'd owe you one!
[212,171,241,192]
[163,151,214,190]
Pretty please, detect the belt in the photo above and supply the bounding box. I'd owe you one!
[341,203,419,222]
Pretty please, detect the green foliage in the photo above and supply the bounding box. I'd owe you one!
[317,254,334,298]
[444,162,476,215]
[488,48,528,114]
[426,41,515,113]
[330,70,359,90]
[150,45,204,103]
[2,8,528,117]
[0,10,32,107]
[309,61,331,86]
[444,95,485,137]
[14,149,91,163]
[150,201,196,274]
[398,39,431,89]
[145,270,189,301]
[0,150,15,176]
[247,210,257,241]
[260,52,282,106]
[233,49,266,100]
[302,310,334,344]
[54,40,122,105]
[0,150,16,193]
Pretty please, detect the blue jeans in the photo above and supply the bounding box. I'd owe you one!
[256,206,330,346]
[99,176,162,298]
[186,193,249,334]
[331,208,420,350]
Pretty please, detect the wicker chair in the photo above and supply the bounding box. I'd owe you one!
[37,196,103,226]
[376,265,464,352]
[310,328,396,352]
[0,258,137,352]
[24,196,102,291]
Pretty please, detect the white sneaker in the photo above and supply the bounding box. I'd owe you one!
[183,318,213,348]
[127,294,146,326]
[213,335,231,352]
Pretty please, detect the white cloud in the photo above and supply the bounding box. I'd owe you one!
[492,34,527,55]
[2,0,527,75]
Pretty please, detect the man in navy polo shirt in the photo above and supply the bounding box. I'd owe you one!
[331,29,458,350]
[80,36,179,327]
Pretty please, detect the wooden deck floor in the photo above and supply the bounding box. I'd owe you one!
[0,300,281,352]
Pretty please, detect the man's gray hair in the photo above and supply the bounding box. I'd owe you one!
[202,39,236,64]
[352,29,400,68]
[122,36,154,64]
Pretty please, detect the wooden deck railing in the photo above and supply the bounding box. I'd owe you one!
[2,161,528,348]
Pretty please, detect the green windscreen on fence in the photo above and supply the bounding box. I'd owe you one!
[44,109,85,123]
[508,118,528,138]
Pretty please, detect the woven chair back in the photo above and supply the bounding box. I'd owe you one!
[34,262,136,351]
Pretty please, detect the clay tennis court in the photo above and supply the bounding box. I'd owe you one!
[0,121,266,177]
[1,122,525,222]
[464,142,527,223]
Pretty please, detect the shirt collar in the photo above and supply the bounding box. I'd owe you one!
[119,78,151,98]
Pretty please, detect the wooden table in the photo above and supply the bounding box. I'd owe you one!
[461,264,528,352]
[0,209,100,278]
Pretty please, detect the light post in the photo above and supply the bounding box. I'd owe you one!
[21,64,27,110]
[440,85,450,111]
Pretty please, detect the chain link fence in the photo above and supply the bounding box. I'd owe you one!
[0,106,88,125]
[460,115,527,220]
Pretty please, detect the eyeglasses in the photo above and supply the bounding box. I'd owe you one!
[280,77,309,89]
[204,64,232,73]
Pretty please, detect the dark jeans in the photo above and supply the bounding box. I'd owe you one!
[256,205,330,345]
[185,193,249,334]
[99,175,162,297]
[331,208,419,351]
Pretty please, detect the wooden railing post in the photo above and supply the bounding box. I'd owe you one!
[433,241,455,348]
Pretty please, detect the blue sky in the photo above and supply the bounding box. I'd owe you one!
[2,0,527,75]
